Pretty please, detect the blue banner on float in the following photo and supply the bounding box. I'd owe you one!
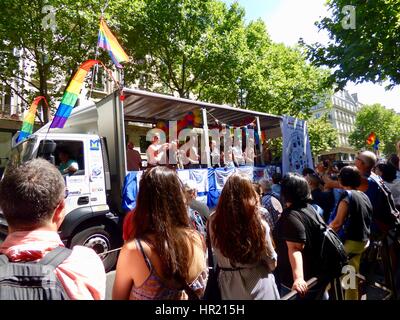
[122,165,282,212]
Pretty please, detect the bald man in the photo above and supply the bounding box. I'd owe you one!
[322,151,383,231]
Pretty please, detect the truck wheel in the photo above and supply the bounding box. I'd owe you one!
[70,226,119,272]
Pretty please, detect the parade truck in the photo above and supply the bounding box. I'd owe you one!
[0,88,312,271]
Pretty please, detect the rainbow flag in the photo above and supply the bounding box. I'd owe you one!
[50,60,100,129]
[98,18,129,68]
[261,131,266,144]
[17,96,48,143]
[366,132,376,145]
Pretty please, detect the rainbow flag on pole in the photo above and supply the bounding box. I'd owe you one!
[97,18,129,68]
[16,96,48,143]
[50,60,100,129]
[366,132,376,145]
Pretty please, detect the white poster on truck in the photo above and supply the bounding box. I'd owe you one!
[281,116,313,175]
[189,169,209,193]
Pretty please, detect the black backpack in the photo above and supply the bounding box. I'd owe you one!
[369,174,400,234]
[294,206,349,279]
[0,246,72,300]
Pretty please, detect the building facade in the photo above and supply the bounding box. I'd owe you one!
[312,90,362,163]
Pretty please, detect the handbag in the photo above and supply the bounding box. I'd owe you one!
[202,226,221,301]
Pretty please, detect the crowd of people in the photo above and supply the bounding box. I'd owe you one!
[133,133,278,170]
[0,144,399,300]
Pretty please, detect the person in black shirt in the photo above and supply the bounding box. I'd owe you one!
[329,166,372,300]
[274,173,329,300]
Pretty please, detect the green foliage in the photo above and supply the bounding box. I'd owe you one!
[307,115,338,156]
[123,0,247,100]
[123,1,330,117]
[304,0,400,89]
[240,41,330,118]
[0,0,330,124]
[349,103,400,155]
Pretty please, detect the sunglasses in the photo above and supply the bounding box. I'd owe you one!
[64,189,69,199]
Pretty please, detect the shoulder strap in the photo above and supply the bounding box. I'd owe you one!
[297,205,326,230]
[265,192,279,199]
[39,246,73,268]
[369,173,381,185]
[206,224,215,270]
[0,254,9,266]
[136,239,152,271]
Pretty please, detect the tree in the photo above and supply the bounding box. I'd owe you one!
[0,0,330,125]
[199,18,330,117]
[304,0,400,89]
[0,0,131,122]
[123,1,329,117]
[349,104,400,155]
[240,37,330,117]
[307,116,338,157]
[122,0,247,99]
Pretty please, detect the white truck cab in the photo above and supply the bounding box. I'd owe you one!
[1,96,124,272]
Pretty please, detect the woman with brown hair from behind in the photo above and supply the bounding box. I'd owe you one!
[209,173,280,300]
[112,166,207,300]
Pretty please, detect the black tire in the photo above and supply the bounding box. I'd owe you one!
[70,225,118,272]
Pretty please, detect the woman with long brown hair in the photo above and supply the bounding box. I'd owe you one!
[209,173,279,300]
[112,166,207,300]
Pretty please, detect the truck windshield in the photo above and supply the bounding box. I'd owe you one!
[9,138,37,166]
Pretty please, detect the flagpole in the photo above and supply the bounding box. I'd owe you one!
[119,67,125,91]
[89,0,111,98]
[89,16,102,99]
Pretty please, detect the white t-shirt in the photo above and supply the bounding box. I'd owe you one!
[146,143,165,165]
[232,145,244,165]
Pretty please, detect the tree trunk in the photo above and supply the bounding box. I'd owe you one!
[37,60,51,123]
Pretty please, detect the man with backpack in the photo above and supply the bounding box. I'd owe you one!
[354,151,400,235]
[0,159,106,300]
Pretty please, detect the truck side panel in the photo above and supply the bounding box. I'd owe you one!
[96,91,127,214]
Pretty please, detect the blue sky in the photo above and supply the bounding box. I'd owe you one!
[223,0,280,22]
[222,0,400,112]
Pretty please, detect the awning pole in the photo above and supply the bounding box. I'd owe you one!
[202,108,211,167]
[256,116,264,166]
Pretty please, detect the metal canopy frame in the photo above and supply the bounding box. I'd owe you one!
[121,88,282,134]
